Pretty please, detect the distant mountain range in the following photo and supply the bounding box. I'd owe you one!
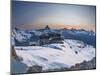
[12,25,96,47]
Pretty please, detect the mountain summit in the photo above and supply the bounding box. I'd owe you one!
[45,25,50,30]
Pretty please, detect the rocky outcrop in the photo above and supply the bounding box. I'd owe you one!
[11,46,18,59]
[27,65,42,73]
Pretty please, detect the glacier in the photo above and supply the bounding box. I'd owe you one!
[13,39,95,72]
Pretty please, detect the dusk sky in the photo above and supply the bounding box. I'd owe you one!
[12,1,96,31]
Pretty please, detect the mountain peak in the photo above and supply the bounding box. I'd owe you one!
[45,25,50,30]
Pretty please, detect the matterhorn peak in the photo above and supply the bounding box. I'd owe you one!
[45,25,50,30]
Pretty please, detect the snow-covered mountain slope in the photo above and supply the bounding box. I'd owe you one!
[12,29,42,46]
[14,39,95,71]
[12,29,32,43]
[61,30,96,47]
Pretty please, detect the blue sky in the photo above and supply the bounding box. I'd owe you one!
[12,1,96,31]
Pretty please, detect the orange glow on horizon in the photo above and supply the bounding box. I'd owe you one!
[16,23,95,32]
